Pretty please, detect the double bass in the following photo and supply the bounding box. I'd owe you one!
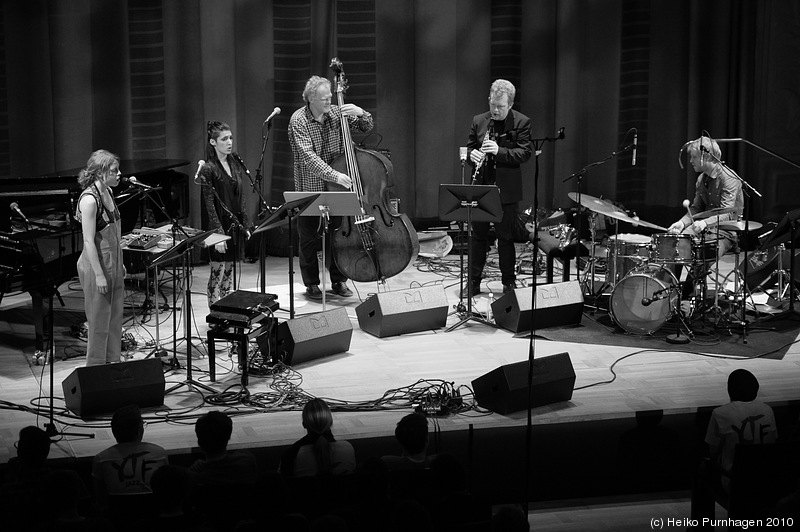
[328,58,419,282]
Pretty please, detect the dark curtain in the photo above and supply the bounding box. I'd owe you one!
[1,0,798,231]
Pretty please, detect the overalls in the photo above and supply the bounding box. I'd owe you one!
[76,186,124,366]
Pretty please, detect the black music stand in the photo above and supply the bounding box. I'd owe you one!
[760,207,800,316]
[438,184,502,332]
[152,228,219,394]
[253,194,320,319]
[283,191,362,310]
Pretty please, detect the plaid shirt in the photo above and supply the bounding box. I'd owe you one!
[288,104,373,192]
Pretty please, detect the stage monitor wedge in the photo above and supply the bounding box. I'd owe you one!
[471,353,576,415]
[276,307,353,366]
[356,285,448,338]
[62,358,166,418]
[491,280,584,333]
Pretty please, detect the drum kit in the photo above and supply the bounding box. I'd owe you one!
[566,193,762,336]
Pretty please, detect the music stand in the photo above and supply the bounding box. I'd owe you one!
[152,228,219,394]
[253,193,320,319]
[283,191,362,309]
[438,184,502,332]
[759,207,800,315]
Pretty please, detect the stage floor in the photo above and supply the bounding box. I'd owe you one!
[2,248,800,471]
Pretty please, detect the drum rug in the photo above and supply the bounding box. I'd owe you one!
[530,310,800,360]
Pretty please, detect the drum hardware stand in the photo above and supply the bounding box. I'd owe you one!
[665,284,693,344]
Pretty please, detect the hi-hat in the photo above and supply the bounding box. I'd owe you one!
[718,220,763,232]
[694,206,737,220]
[567,192,667,231]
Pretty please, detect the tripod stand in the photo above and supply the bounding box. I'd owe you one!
[253,193,319,319]
[283,191,362,310]
[154,228,219,394]
[438,184,502,332]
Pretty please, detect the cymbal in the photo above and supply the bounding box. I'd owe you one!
[694,206,737,220]
[718,220,763,233]
[567,192,667,231]
[567,192,625,217]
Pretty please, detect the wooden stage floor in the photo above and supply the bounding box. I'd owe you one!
[2,248,800,476]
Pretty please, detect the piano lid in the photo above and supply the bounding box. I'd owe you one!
[42,158,190,179]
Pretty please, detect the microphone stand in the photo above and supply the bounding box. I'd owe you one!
[16,214,92,441]
[697,145,763,343]
[563,141,634,299]
[524,128,563,515]
[253,120,276,294]
[142,190,191,363]
[452,149,468,315]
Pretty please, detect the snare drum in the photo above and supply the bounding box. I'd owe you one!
[691,237,719,263]
[606,233,652,285]
[610,263,679,335]
[652,233,693,264]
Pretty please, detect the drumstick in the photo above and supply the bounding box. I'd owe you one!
[683,199,694,224]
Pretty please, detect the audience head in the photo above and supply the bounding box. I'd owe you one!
[302,398,334,435]
[394,413,429,455]
[16,425,51,466]
[491,504,530,532]
[111,404,145,444]
[195,410,233,456]
[727,369,760,402]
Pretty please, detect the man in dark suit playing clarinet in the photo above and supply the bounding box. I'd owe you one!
[465,79,532,297]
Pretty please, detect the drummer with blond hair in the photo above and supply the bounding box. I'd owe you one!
[667,136,744,297]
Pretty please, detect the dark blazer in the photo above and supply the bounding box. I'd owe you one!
[467,108,533,204]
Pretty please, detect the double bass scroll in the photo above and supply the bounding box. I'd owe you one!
[327,57,419,283]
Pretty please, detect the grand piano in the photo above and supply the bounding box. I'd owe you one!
[0,158,189,301]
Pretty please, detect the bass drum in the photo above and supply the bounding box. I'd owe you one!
[610,263,679,335]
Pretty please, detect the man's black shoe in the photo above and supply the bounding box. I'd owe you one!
[305,285,323,300]
[503,283,515,293]
[331,282,353,297]
[460,282,481,299]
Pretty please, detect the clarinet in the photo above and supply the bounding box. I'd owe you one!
[471,121,495,184]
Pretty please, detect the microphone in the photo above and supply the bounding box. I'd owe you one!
[123,176,157,190]
[194,160,206,184]
[233,153,250,175]
[557,127,565,140]
[631,130,638,166]
[459,146,468,163]
[10,202,29,224]
[264,107,281,123]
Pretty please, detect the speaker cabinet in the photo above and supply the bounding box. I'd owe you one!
[471,353,576,414]
[356,285,448,338]
[62,358,165,418]
[491,280,584,333]
[276,307,353,366]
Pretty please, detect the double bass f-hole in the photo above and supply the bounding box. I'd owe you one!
[327,57,419,283]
